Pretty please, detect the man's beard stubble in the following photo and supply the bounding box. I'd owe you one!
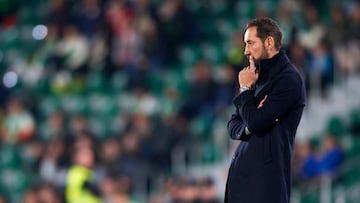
[258,44,269,61]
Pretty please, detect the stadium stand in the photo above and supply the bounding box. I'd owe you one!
[1,0,360,202]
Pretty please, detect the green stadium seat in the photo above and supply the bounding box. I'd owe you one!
[200,141,219,164]
[300,188,320,203]
[344,136,360,158]
[326,115,346,137]
[61,95,87,115]
[178,44,201,66]
[0,144,22,170]
[190,116,214,140]
[0,169,29,203]
[110,71,128,93]
[38,95,61,118]
[87,93,118,117]
[148,71,165,96]
[86,71,109,93]
[87,115,113,140]
[201,43,224,65]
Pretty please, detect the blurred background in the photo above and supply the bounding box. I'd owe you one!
[0,0,360,202]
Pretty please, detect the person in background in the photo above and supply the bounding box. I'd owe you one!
[65,146,100,203]
[2,98,35,143]
[0,195,7,203]
[318,134,345,177]
[197,177,220,203]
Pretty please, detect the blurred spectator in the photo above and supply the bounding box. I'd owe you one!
[37,184,61,203]
[125,57,151,91]
[132,89,159,115]
[22,184,61,203]
[308,38,334,98]
[106,0,142,73]
[100,174,137,203]
[142,114,180,172]
[99,138,122,174]
[46,0,70,34]
[162,177,178,202]
[180,60,218,119]
[349,1,360,40]
[2,98,35,143]
[318,134,345,177]
[65,146,100,203]
[275,4,294,48]
[294,141,320,181]
[288,38,309,79]
[117,130,149,197]
[72,130,96,151]
[22,187,38,203]
[69,114,89,137]
[131,0,158,18]
[0,195,6,203]
[136,15,163,70]
[57,24,90,75]
[298,3,326,51]
[0,84,9,109]
[157,0,196,65]
[72,0,104,40]
[39,110,68,141]
[197,177,221,203]
[39,24,62,74]
[0,0,18,28]
[24,139,44,173]
[226,30,245,71]
[38,138,67,183]
[176,178,198,203]
[70,0,108,70]
[214,63,237,116]
[293,134,345,184]
[333,39,360,78]
[327,5,349,46]
[129,112,153,137]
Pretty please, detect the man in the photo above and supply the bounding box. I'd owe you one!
[225,17,306,203]
[66,146,100,203]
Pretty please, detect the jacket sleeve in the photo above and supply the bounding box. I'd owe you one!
[227,106,250,140]
[233,73,303,134]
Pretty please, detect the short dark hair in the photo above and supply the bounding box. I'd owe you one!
[246,17,282,51]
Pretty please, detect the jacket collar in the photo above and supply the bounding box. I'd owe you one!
[258,50,290,80]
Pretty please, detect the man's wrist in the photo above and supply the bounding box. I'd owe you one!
[240,86,251,94]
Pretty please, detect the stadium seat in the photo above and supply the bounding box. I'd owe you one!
[349,108,360,135]
[326,115,346,138]
[0,144,22,170]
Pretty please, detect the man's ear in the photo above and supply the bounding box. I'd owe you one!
[266,37,274,48]
[265,36,276,52]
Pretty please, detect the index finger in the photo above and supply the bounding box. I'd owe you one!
[249,56,255,70]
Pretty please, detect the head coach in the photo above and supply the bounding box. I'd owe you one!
[225,17,306,203]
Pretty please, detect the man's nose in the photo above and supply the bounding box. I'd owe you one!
[244,48,250,56]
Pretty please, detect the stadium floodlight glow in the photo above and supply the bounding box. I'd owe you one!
[32,25,48,40]
[3,71,18,88]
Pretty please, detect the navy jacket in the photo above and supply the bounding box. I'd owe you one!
[225,51,306,203]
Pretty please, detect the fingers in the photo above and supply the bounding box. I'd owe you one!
[249,56,255,70]
[257,95,268,109]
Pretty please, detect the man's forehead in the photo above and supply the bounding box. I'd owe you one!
[244,26,258,40]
